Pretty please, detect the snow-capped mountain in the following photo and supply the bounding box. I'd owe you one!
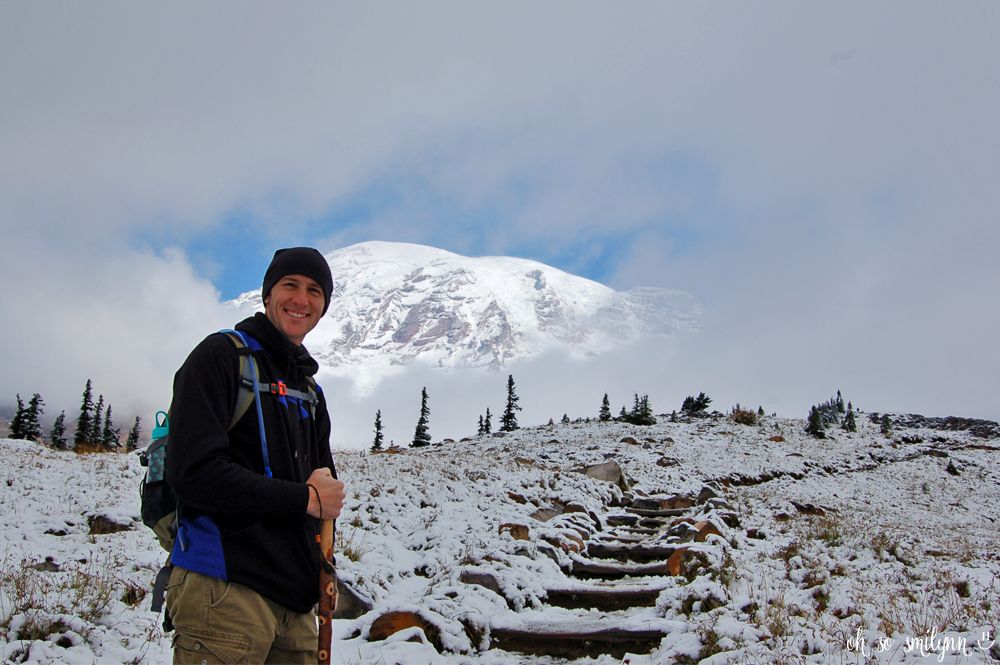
[230,241,700,389]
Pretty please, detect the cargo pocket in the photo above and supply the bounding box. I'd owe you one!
[172,630,250,665]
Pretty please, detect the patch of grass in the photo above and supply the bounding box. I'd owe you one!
[695,623,724,661]
[1,555,119,638]
[731,409,759,426]
[337,527,371,563]
[12,614,72,642]
[811,586,830,613]
[776,540,803,572]
[717,549,737,587]
[121,581,147,608]
[807,514,844,547]
[763,594,791,639]
[801,568,826,589]
[874,572,987,637]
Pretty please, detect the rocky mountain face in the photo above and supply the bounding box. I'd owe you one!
[231,241,700,384]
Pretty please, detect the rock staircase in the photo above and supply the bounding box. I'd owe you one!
[351,466,737,661]
[485,486,734,660]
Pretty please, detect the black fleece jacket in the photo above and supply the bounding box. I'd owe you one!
[165,313,335,613]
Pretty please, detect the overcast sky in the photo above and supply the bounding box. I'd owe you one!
[2,2,998,447]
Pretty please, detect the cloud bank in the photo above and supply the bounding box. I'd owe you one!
[2,3,997,444]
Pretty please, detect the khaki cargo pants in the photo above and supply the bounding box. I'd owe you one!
[165,567,318,665]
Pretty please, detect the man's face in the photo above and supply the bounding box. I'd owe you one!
[263,274,325,345]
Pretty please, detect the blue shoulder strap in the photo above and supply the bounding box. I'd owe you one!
[219,329,272,478]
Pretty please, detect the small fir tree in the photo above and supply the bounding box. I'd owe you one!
[806,406,826,438]
[880,414,893,437]
[21,393,44,442]
[372,410,384,452]
[758,406,765,417]
[75,379,95,449]
[477,415,485,436]
[91,394,105,444]
[50,411,68,450]
[484,408,492,434]
[125,416,142,452]
[636,395,655,425]
[411,388,431,447]
[619,406,627,420]
[500,375,521,432]
[836,390,845,414]
[682,392,712,414]
[842,407,858,433]
[101,404,118,449]
[561,413,570,425]
[599,393,612,422]
[9,394,26,440]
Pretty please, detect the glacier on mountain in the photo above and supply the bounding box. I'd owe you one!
[230,241,700,393]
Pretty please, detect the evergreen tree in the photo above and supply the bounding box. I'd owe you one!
[477,415,485,436]
[50,411,68,450]
[619,406,627,420]
[500,374,521,432]
[125,416,142,452]
[411,388,431,447]
[101,404,118,449]
[561,413,570,425]
[622,394,656,426]
[9,393,26,440]
[880,414,893,437]
[21,393,45,442]
[836,390,846,414]
[75,379,95,449]
[484,408,492,434]
[91,394,105,444]
[758,406,765,417]
[682,392,712,414]
[636,395,656,425]
[599,393,612,422]
[806,406,826,438]
[372,409,384,452]
[671,410,678,423]
[842,407,858,433]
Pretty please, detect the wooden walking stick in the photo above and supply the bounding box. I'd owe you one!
[317,519,337,665]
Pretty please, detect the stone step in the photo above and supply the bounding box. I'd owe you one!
[545,586,664,611]
[566,557,671,580]
[586,542,676,563]
[591,533,648,544]
[606,514,640,527]
[610,526,663,537]
[625,507,689,518]
[490,625,667,659]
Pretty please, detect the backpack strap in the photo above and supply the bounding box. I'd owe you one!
[219,329,273,478]
[220,331,258,430]
[218,329,322,475]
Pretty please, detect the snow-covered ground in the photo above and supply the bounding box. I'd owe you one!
[1,410,998,664]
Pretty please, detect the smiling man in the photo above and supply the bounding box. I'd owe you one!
[164,247,346,664]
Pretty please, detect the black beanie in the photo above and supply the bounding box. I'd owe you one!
[262,247,334,315]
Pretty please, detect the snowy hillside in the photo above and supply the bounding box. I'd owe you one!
[1,408,998,664]
[230,242,701,393]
